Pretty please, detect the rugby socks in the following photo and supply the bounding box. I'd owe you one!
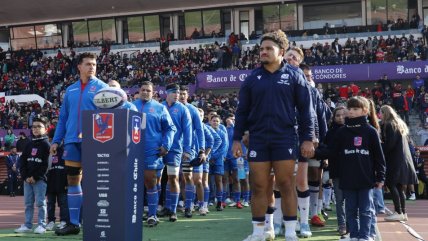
[273,190,283,227]
[185,184,194,209]
[170,191,180,214]
[309,182,319,217]
[317,199,323,215]
[165,184,171,210]
[283,216,298,237]
[222,186,228,202]
[203,187,210,209]
[157,183,161,200]
[252,217,265,236]
[68,185,83,226]
[297,189,310,225]
[244,191,250,203]
[265,206,276,231]
[147,187,158,217]
[216,191,223,205]
[234,191,241,203]
[323,185,332,209]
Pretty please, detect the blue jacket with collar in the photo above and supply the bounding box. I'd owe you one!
[211,126,228,161]
[53,77,108,145]
[226,124,236,160]
[162,101,192,155]
[184,103,205,155]
[233,63,315,143]
[205,124,221,159]
[133,99,176,157]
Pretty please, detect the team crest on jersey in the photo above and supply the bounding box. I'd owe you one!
[132,116,141,144]
[249,150,257,158]
[89,85,97,92]
[93,113,114,143]
[354,137,362,147]
[51,155,59,164]
[257,75,262,80]
[31,148,38,156]
[172,108,179,114]
[149,107,155,113]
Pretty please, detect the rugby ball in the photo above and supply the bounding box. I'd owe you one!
[93,87,127,109]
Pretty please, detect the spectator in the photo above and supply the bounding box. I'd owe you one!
[416,124,428,145]
[406,85,415,113]
[380,105,418,222]
[16,132,30,152]
[4,129,16,151]
[414,148,428,198]
[45,128,69,231]
[6,146,20,197]
[14,116,50,234]
[392,84,409,124]
[413,74,425,95]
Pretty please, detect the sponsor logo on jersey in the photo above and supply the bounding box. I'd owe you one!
[93,113,114,143]
[354,136,362,146]
[89,85,97,92]
[132,116,141,144]
[51,155,58,164]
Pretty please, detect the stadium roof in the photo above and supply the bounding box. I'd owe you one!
[0,0,286,27]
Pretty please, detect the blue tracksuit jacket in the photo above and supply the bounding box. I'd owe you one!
[53,77,108,145]
[205,124,221,159]
[226,124,235,160]
[184,103,205,155]
[162,101,192,155]
[211,126,228,163]
[133,99,176,157]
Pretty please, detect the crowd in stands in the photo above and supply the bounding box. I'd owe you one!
[1,32,428,137]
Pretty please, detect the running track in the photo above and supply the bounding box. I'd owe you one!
[0,196,427,240]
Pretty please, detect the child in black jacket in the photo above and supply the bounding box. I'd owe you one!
[14,117,50,234]
[315,96,386,241]
[46,128,69,231]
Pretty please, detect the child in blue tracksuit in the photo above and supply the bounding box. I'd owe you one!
[203,119,221,212]
[315,96,386,241]
[209,114,228,211]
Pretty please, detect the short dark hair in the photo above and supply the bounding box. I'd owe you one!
[166,83,180,91]
[299,63,310,71]
[32,116,49,127]
[180,85,189,92]
[141,81,153,88]
[77,52,97,65]
[210,114,220,121]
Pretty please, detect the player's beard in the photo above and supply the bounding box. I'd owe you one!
[261,60,270,65]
